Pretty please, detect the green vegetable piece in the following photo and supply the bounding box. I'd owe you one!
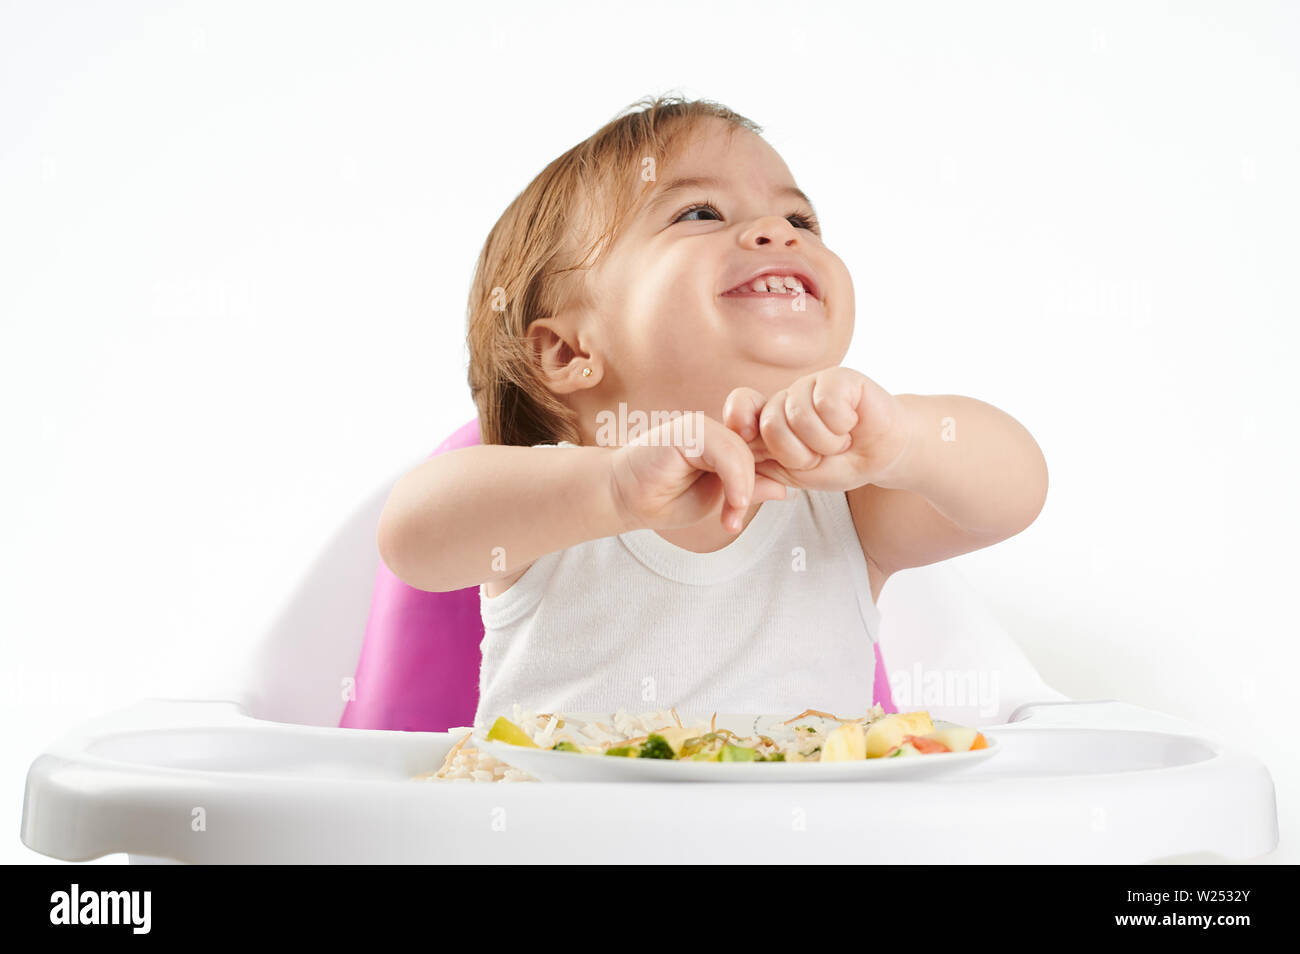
[679,736,706,758]
[551,741,582,753]
[605,745,639,757]
[759,752,786,762]
[719,744,758,762]
[639,734,675,760]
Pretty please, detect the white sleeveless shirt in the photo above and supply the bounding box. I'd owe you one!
[475,441,883,725]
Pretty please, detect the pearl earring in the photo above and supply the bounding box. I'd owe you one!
[581,367,592,377]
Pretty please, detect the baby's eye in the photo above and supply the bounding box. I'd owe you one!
[674,202,724,224]
[673,201,820,234]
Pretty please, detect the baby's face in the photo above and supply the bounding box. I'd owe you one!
[584,117,854,419]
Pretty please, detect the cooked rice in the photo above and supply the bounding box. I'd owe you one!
[414,730,538,783]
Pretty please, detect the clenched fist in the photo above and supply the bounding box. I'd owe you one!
[722,366,913,493]
[607,412,790,534]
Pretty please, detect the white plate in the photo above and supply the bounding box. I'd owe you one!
[468,712,999,783]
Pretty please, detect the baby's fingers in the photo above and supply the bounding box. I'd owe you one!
[810,369,862,436]
[753,473,789,504]
[785,373,854,456]
[723,386,765,443]
[695,418,756,532]
[759,388,822,471]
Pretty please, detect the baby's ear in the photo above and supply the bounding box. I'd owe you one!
[527,317,596,394]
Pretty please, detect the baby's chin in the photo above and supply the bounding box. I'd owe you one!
[721,324,840,374]
[693,350,835,399]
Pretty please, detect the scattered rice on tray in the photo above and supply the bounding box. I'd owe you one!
[413,730,538,784]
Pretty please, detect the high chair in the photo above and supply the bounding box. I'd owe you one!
[20,419,1280,864]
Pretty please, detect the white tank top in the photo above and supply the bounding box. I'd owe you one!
[475,441,882,725]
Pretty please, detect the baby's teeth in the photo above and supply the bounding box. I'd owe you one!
[739,275,804,294]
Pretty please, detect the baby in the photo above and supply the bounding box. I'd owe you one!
[378,95,1049,728]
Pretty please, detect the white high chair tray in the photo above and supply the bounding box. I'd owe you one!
[21,698,1278,864]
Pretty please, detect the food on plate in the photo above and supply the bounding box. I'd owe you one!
[820,722,867,761]
[414,704,990,783]
[485,715,539,748]
[864,710,935,757]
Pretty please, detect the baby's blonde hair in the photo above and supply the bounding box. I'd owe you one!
[466,93,762,447]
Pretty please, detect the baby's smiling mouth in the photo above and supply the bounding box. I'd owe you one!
[720,275,823,312]
[720,265,822,302]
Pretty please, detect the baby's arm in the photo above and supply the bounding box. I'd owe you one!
[848,394,1049,578]
[377,444,629,592]
[723,372,1047,579]
[380,414,784,592]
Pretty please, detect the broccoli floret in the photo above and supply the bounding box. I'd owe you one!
[639,734,675,760]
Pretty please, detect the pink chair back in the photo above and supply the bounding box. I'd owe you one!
[339,418,484,731]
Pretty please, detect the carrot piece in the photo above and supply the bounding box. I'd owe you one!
[969,732,988,750]
[903,734,950,754]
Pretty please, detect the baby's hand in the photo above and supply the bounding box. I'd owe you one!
[723,367,913,493]
[608,412,790,534]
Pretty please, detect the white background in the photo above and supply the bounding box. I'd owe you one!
[2,0,1296,863]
